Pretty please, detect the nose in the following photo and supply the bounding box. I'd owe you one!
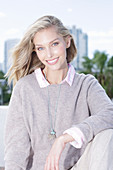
[46,47,52,58]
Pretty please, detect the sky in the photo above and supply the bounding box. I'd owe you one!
[0,0,113,63]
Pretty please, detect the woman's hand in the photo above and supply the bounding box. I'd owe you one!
[44,133,74,170]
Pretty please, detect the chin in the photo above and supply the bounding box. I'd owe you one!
[49,66,60,71]
[45,61,67,71]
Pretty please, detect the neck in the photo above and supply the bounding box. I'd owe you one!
[43,65,68,84]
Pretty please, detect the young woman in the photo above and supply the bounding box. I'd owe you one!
[4,15,113,170]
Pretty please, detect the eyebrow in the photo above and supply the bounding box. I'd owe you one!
[35,38,60,46]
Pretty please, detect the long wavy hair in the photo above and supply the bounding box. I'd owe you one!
[6,15,77,86]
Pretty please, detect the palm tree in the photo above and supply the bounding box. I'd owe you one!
[104,56,113,99]
[81,52,113,99]
[82,56,93,74]
[0,70,11,105]
[93,50,108,74]
[92,51,108,86]
[107,56,113,67]
[0,71,5,79]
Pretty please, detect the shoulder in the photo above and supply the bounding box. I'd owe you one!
[17,72,36,86]
[72,71,102,93]
[13,72,38,93]
[74,72,97,85]
[74,72,105,94]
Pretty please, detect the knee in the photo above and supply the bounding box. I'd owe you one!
[91,129,113,150]
[94,129,113,141]
[85,129,113,169]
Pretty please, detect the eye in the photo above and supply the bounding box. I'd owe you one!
[37,47,44,51]
[52,42,59,47]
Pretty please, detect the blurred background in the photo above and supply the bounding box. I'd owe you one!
[0,0,113,168]
[0,0,113,104]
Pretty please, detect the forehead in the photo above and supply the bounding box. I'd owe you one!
[33,26,63,45]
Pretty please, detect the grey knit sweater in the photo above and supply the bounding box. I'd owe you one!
[4,71,113,170]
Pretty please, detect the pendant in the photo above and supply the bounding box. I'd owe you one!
[48,130,56,140]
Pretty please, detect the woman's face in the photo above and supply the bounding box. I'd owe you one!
[33,26,70,71]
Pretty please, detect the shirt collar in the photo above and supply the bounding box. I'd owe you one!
[34,64,75,88]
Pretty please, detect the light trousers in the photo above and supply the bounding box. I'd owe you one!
[71,129,113,170]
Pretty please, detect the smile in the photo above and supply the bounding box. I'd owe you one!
[46,57,59,65]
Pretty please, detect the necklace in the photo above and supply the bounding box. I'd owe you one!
[44,72,61,140]
[47,84,61,140]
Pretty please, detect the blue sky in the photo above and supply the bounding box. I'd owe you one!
[0,0,113,62]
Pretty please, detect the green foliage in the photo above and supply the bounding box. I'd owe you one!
[104,67,113,99]
[0,70,11,105]
[81,51,113,99]
[0,70,5,79]
[82,56,93,73]
[93,50,107,74]
[107,56,113,67]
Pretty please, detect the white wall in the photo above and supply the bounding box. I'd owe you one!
[0,106,8,167]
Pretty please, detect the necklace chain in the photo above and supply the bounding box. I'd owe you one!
[47,84,61,135]
[44,71,61,139]
[43,68,68,140]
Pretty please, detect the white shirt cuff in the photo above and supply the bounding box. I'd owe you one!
[63,126,86,148]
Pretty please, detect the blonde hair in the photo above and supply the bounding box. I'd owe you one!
[6,15,77,86]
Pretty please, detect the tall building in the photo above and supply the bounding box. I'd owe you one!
[68,26,88,70]
[4,39,20,73]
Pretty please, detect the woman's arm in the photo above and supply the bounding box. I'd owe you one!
[75,76,113,144]
[44,133,74,170]
[44,76,113,170]
[4,85,32,170]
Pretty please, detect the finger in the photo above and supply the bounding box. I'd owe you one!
[51,157,55,170]
[44,157,50,170]
[44,163,46,170]
[56,165,59,170]
[55,157,59,170]
[44,161,47,170]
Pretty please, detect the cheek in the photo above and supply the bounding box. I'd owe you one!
[53,46,66,55]
[36,52,45,61]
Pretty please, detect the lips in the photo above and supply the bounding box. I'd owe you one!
[46,57,59,65]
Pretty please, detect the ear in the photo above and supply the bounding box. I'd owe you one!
[66,36,71,48]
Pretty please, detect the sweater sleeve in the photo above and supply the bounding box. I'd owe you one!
[63,126,85,148]
[4,84,32,170]
[75,76,113,144]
